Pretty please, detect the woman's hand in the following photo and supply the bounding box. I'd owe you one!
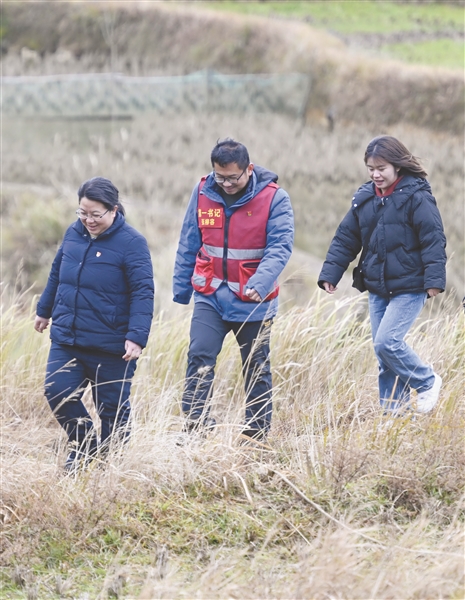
[34,315,50,333]
[123,340,142,361]
[426,288,441,298]
[322,281,337,294]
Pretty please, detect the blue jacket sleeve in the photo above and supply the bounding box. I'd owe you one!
[36,242,64,318]
[173,184,202,304]
[124,234,155,348]
[246,187,294,299]
[318,207,362,288]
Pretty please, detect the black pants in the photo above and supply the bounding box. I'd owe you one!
[182,302,273,432]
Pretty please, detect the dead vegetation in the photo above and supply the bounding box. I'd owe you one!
[2,112,463,307]
[2,2,464,133]
[1,292,464,598]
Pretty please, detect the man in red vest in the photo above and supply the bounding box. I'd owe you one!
[173,139,294,442]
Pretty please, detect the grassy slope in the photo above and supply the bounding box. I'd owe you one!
[1,292,464,599]
[3,112,464,302]
[1,2,464,133]
[204,0,465,69]
[202,1,465,33]
[1,3,464,598]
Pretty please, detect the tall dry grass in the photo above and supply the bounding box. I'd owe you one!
[1,288,464,598]
[3,112,464,306]
[2,2,463,132]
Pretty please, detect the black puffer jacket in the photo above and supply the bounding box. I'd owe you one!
[318,176,447,297]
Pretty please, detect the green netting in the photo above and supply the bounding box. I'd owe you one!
[2,70,310,118]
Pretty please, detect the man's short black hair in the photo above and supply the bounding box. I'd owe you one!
[210,138,250,170]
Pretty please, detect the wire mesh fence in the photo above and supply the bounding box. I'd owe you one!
[2,70,311,119]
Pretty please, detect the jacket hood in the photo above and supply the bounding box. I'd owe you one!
[253,165,278,189]
[352,176,431,210]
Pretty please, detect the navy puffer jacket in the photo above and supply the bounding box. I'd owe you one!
[37,212,154,354]
[318,176,447,297]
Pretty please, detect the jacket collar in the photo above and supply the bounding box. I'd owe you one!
[201,166,278,207]
[73,210,125,238]
[352,176,431,210]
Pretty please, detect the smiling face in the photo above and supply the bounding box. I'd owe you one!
[366,157,400,193]
[78,197,117,236]
[212,162,254,195]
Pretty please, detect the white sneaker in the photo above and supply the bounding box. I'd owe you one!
[416,373,442,414]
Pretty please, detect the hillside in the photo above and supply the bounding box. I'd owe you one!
[2,1,464,133]
[1,3,464,598]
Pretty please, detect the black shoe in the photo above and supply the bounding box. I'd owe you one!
[64,437,99,473]
[241,428,267,442]
[183,416,216,433]
[176,417,216,447]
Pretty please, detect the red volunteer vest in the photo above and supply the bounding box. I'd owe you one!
[192,178,280,302]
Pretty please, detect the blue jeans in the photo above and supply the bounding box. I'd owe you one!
[369,292,435,413]
[182,302,273,432]
[45,342,137,445]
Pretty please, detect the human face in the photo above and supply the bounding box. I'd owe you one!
[78,197,117,236]
[366,157,400,193]
[213,162,253,195]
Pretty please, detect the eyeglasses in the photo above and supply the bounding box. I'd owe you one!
[76,209,110,221]
[213,167,247,184]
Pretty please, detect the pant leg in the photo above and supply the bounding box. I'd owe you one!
[182,303,230,421]
[81,349,137,443]
[369,292,434,412]
[45,343,94,443]
[233,318,273,432]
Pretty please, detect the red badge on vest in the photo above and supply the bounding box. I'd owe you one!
[198,207,224,228]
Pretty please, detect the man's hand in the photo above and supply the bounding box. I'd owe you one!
[426,288,441,298]
[123,340,142,361]
[34,315,50,333]
[322,281,337,294]
[245,288,262,302]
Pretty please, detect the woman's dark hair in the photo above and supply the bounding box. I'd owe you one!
[211,138,250,170]
[364,136,428,178]
[77,177,125,216]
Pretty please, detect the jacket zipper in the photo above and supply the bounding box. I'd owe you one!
[223,213,231,281]
[72,238,93,333]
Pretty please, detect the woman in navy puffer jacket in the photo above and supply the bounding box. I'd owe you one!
[318,136,446,418]
[34,177,154,470]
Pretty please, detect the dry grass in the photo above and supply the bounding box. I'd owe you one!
[1,289,464,598]
[2,2,463,132]
[1,4,464,596]
[2,111,464,305]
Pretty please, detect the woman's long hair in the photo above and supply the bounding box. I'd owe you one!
[364,136,428,178]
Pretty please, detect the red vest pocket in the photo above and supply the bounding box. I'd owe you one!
[192,249,216,295]
[238,261,279,302]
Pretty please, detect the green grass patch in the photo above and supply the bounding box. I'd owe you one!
[203,1,465,34]
[383,38,465,70]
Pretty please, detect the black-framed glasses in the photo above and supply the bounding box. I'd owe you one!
[76,209,110,221]
[213,167,247,184]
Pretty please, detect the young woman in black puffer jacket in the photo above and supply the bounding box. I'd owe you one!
[318,136,447,417]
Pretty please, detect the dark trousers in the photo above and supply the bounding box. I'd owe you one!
[182,303,273,432]
[45,342,137,445]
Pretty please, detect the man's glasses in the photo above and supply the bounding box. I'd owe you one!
[76,209,110,221]
[213,167,247,184]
